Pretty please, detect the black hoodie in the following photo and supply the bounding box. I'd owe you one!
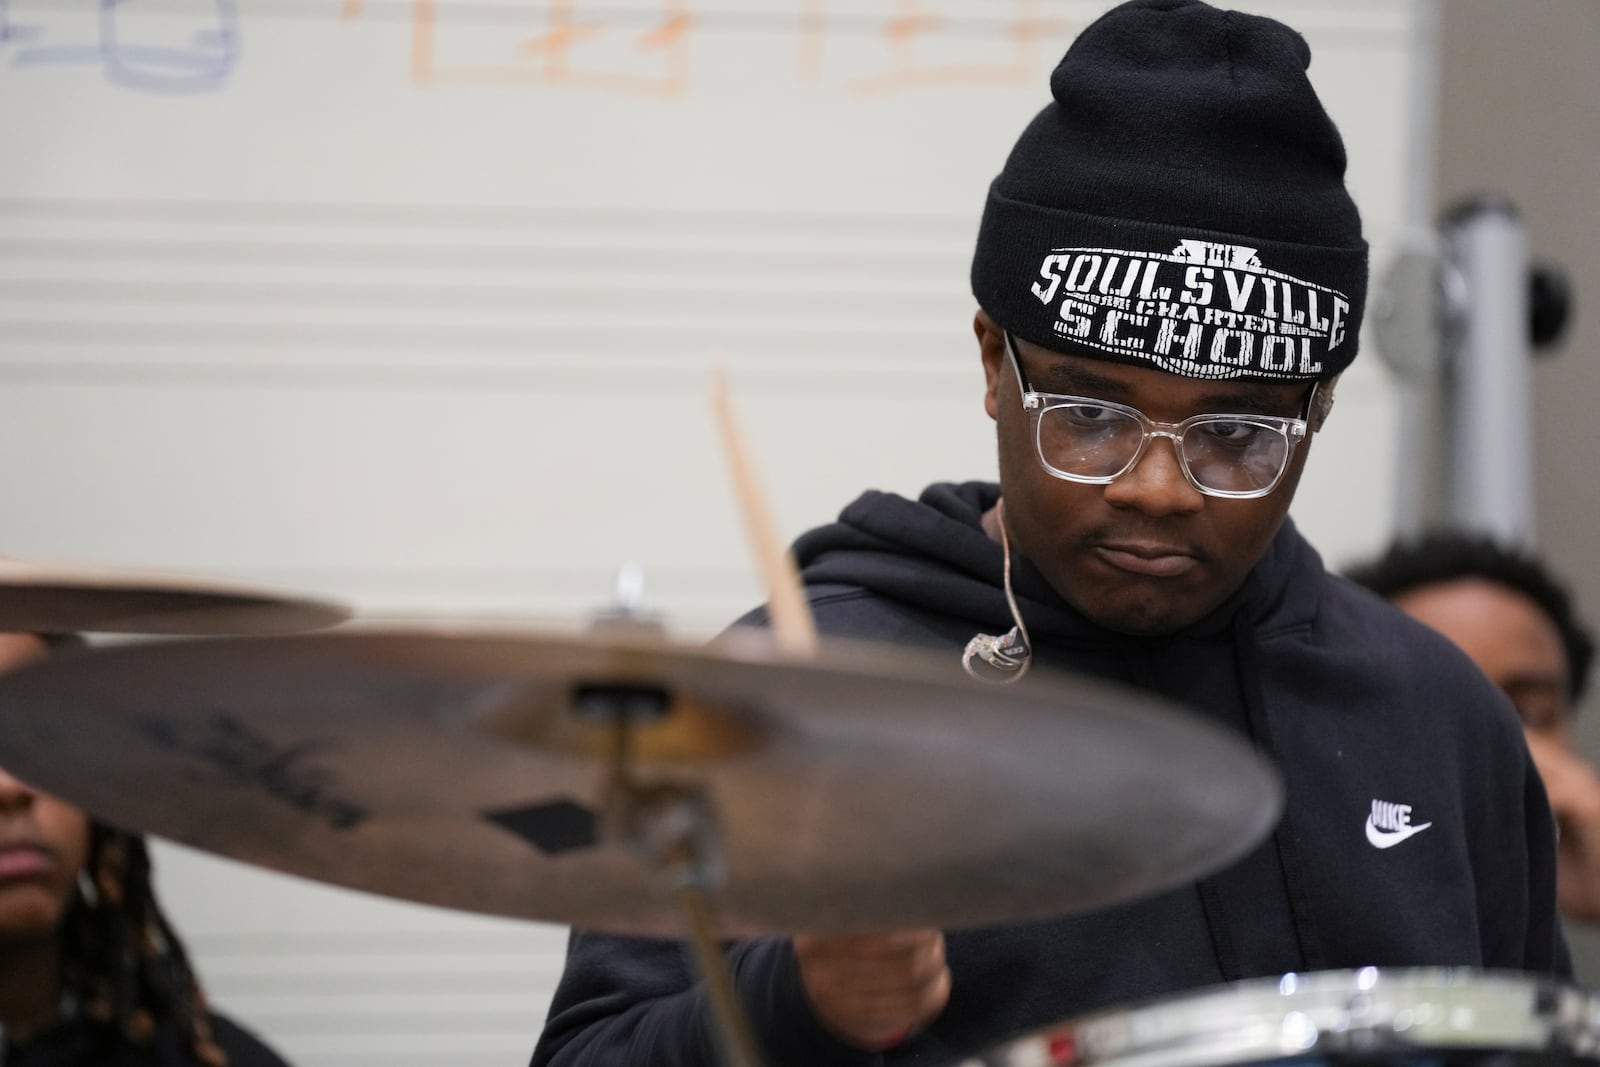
[532,481,1568,1067]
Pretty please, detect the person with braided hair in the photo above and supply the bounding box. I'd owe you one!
[0,631,292,1067]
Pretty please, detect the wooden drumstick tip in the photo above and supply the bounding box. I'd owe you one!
[708,366,819,658]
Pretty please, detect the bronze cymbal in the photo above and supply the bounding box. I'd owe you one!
[0,558,350,635]
[0,628,1282,936]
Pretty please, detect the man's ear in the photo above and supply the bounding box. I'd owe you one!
[1310,373,1340,432]
[975,309,1006,421]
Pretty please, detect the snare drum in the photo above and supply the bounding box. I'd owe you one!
[964,969,1600,1067]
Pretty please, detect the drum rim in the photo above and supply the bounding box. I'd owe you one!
[966,968,1600,1067]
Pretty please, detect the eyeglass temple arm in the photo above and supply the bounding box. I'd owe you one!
[1003,331,1037,404]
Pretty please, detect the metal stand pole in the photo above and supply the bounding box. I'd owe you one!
[583,685,768,1067]
[1441,196,1536,544]
[1374,196,1547,544]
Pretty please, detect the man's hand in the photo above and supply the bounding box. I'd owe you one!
[1526,730,1600,922]
[792,929,951,1050]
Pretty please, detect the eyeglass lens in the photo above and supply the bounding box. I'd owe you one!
[1035,404,1290,494]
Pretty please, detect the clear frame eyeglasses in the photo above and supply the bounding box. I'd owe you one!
[1004,331,1316,500]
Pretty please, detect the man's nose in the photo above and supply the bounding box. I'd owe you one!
[1102,434,1206,516]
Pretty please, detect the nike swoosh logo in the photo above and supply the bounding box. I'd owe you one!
[1365,816,1433,849]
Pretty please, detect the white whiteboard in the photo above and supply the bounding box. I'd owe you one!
[0,2,1418,1064]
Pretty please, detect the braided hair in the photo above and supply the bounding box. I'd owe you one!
[55,823,230,1066]
[31,632,229,1065]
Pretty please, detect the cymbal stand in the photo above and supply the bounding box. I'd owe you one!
[578,683,766,1067]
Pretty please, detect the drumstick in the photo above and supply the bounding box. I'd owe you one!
[708,367,819,658]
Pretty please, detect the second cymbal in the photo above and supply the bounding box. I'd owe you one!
[0,557,349,635]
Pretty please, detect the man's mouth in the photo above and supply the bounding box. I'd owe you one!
[1094,542,1200,578]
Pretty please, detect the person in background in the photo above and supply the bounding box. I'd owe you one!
[0,631,293,1067]
[1346,532,1600,921]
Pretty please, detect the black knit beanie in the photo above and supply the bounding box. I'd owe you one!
[971,0,1367,381]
